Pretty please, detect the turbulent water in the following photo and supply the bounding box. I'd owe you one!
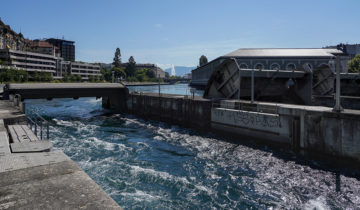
[24,85,360,209]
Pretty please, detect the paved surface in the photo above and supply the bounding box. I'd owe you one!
[0,157,121,209]
[0,100,26,122]
[0,99,122,209]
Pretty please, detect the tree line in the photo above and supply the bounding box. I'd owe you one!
[100,47,159,82]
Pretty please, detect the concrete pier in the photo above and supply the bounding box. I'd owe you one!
[0,100,122,209]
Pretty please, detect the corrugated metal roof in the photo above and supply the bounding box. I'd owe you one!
[224,48,343,57]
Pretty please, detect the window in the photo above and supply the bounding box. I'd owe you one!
[254,63,264,70]
[286,63,296,70]
[270,63,280,70]
[239,63,248,69]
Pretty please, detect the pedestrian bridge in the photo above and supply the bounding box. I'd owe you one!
[4,83,128,112]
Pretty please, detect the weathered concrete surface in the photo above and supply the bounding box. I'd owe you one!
[0,153,121,209]
[313,95,360,110]
[0,99,122,209]
[212,99,360,163]
[0,100,26,124]
[211,108,291,144]
[124,92,212,129]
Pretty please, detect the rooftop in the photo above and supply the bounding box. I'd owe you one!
[224,48,344,58]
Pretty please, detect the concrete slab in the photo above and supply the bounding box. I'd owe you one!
[0,160,121,209]
[8,125,39,143]
[0,150,69,173]
[10,141,52,153]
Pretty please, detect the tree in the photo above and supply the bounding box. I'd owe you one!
[348,54,360,73]
[125,56,136,77]
[113,48,121,67]
[199,55,208,67]
[146,69,155,78]
[113,67,126,79]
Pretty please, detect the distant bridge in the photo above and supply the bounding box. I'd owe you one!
[164,78,191,84]
[4,83,128,112]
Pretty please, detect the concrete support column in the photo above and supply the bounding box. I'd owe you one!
[9,94,14,103]
[19,101,26,113]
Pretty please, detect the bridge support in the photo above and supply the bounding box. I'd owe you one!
[102,91,128,112]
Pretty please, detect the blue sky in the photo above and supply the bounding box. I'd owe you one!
[2,0,360,69]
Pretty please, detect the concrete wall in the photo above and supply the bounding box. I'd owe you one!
[211,100,360,162]
[123,93,212,129]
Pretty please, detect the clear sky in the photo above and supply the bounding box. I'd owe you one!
[2,0,360,69]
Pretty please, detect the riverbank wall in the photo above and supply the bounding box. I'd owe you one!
[123,92,212,129]
[122,92,360,164]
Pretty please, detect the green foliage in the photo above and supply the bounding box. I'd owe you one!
[133,68,158,82]
[88,75,95,82]
[199,55,208,67]
[127,76,138,82]
[62,73,70,82]
[113,48,121,67]
[146,69,155,78]
[101,67,112,82]
[0,68,28,83]
[125,56,136,77]
[113,67,126,79]
[348,54,360,73]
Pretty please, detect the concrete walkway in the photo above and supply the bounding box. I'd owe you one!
[0,100,122,209]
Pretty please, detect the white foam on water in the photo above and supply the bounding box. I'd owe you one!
[303,196,330,210]
[120,190,162,202]
[130,165,190,185]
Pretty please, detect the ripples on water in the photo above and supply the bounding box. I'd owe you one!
[25,97,360,209]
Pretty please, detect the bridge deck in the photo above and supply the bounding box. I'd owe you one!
[6,83,127,100]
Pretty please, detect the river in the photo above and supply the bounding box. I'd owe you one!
[25,84,360,209]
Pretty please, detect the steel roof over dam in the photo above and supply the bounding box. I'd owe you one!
[224,48,343,58]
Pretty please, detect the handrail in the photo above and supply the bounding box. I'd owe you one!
[26,108,50,140]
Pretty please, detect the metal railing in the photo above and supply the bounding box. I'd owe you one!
[26,108,50,140]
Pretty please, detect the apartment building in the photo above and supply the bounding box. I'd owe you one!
[0,49,57,75]
[59,61,101,80]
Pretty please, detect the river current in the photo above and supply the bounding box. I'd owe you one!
[25,84,360,209]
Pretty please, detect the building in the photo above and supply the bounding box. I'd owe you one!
[0,48,100,80]
[46,38,75,61]
[344,44,360,58]
[184,73,192,79]
[30,39,60,57]
[0,49,58,76]
[191,48,348,87]
[0,19,30,51]
[60,61,101,80]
